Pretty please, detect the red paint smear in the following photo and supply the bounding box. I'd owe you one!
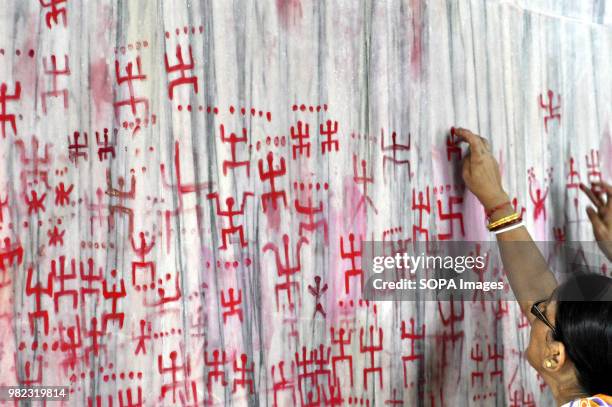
[276,0,303,30]
[89,58,112,122]
[410,0,423,80]
[601,121,612,180]
[263,205,282,232]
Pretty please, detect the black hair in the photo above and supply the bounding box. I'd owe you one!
[552,273,612,396]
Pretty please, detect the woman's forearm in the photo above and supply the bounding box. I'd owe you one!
[490,193,558,318]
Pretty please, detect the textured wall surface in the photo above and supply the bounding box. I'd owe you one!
[0,0,610,406]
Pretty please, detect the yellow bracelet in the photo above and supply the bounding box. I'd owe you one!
[487,212,521,230]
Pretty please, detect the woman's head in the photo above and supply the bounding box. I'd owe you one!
[526,273,612,396]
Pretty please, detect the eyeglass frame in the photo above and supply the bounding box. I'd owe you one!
[530,299,557,335]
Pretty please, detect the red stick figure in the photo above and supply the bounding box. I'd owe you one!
[262,234,308,310]
[0,81,21,138]
[258,152,287,211]
[96,128,117,161]
[220,288,243,323]
[41,54,70,113]
[220,124,250,177]
[320,120,339,153]
[539,89,561,133]
[307,276,328,318]
[39,0,67,28]
[381,129,411,181]
[340,233,363,295]
[114,56,149,119]
[207,192,253,250]
[291,120,311,159]
[233,353,254,394]
[164,45,198,99]
[67,131,88,165]
[353,155,378,215]
[360,325,383,389]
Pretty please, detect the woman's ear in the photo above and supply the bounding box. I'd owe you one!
[542,338,567,372]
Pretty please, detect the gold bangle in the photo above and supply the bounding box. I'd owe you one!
[487,212,521,230]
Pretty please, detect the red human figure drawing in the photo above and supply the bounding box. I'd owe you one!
[509,387,536,407]
[258,152,287,211]
[447,127,461,161]
[271,361,296,407]
[360,325,383,389]
[437,297,465,370]
[0,237,24,272]
[51,256,77,312]
[330,326,353,387]
[158,350,192,404]
[204,349,228,392]
[471,342,486,388]
[291,120,311,159]
[39,0,67,28]
[0,81,21,138]
[320,119,339,153]
[25,266,54,334]
[130,232,156,289]
[114,56,149,119]
[164,45,198,99]
[539,89,561,133]
[352,155,378,215]
[586,149,602,187]
[295,346,317,396]
[96,128,117,161]
[220,124,250,177]
[233,353,254,394]
[67,131,88,165]
[133,319,152,356]
[220,288,243,323]
[101,269,126,331]
[381,129,412,181]
[15,136,52,191]
[263,234,308,310]
[57,315,82,372]
[340,233,363,295]
[41,54,70,113]
[487,343,504,381]
[400,318,425,387]
[294,192,329,244]
[106,170,136,201]
[79,257,103,304]
[566,156,581,190]
[307,276,328,318]
[528,168,549,221]
[207,192,253,250]
[436,195,464,240]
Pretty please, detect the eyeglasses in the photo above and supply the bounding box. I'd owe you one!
[531,299,556,334]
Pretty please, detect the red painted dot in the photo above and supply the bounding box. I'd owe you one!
[213,107,218,114]
[191,27,196,34]
[292,104,298,111]
[137,372,142,379]
[300,104,306,111]
[129,372,134,379]
[183,26,188,34]
[28,49,34,57]
[0,49,4,55]
[199,26,204,33]
[178,105,183,111]
[175,28,180,35]
[15,49,21,56]
[187,104,192,112]
[143,40,148,47]
[240,107,246,114]
[229,105,235,113]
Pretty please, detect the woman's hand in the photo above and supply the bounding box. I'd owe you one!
[580,181,612,261]
[453,127,509,209]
